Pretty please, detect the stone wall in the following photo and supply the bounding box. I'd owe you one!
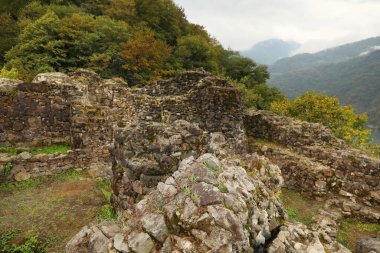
[1,70,244,183]
[245,110,380,221]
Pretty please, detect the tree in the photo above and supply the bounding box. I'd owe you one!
[58,13,129,77]
[5,10,64,80]
[270,92,372,147]
[174,35,219,72]
[105,0,136,22]
[119,32,171,83]
[135,0,188,45]
[0,13,19,65]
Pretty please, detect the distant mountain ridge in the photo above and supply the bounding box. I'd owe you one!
[241,39,300,65]
[268,36,380,142]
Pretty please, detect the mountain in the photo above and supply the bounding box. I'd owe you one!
[270,37,380,74]
[268,37,380,142]
[241,39,300,65]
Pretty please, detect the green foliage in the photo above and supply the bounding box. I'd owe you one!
[0,13,19,65]
[96,179,112,202]
[52,169,84,181]
[30,144,71,155]
[189,174,199,183]
[3,162,13,177]
[5,10,63,80]
[135,0,188,45]
[174,35,219,72]
[217,183,228,193]
[0,230,49,253]
[0,178,42,192]
[96,178,117,221]
[240,83,285,110]
[0,0,276,87]
[271,92,372,148]
[96,204,117,222]
[0,146,18,156]
[286,207,313,226]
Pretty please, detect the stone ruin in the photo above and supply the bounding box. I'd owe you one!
[1,70,379,252]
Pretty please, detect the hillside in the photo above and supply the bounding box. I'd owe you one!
[270,36,380,73]
[241,39,300,65]
[269,38,380,141]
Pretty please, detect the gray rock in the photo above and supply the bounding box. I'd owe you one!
[14,170,31,182]
[65,225,90,253]
[89,227,110,253]
[18,152,32,160]
[128,232,154,253]
[356,237,380,253]
[141,213,169,242]
[113,233,129,253]
[100,223,122,238]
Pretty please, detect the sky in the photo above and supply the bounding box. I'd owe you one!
[173,0,380,54]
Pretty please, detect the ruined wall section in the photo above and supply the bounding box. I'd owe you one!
[245,110,380,222]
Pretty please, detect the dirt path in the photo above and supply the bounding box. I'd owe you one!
[0,174,106,252]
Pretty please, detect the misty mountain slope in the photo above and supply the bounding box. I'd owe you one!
[270,36,380,73]
[241,39,300,65]
[270,50,380,125]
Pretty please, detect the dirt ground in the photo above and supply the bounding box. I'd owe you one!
[0,174,106,252]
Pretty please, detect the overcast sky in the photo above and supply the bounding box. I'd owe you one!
[173,0,380,53]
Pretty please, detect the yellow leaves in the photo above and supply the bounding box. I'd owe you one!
[0,67,19,80]
[119,32,171,82]
[270,92,372,147]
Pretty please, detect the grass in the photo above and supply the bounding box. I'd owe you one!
[337,219,380,251]
[280,188,323,227]
[95,179,118,222]
[0,230,51,253]
[0,170,106,252]
[0,146,18,156]
[0,170,84,193]
[30,144,71,155]
[0,178,42,192]
[2,162,13,177]
[0,144,71,157]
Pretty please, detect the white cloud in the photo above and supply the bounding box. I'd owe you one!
[173,0,380,53]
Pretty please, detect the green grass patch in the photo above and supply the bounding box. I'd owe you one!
[3,162,13,177]
[96,179,112,202]
[0,170,84,193]
[0,144,71,157]
[0,146,18,156]
[96,204,117,222]
[337,219,380,250]
[0,230,50,253]
[280,188,323,227]
[0,178,42,192]
[30,144,71,155]
[286,207,313,225]
[52,169,84,182]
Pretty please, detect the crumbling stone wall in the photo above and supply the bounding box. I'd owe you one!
[1,70,245,183]
[245,110,380,222]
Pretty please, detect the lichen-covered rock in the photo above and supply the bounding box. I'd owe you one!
[356,237,380,253]
[267,222,350,253]
[117,154,286,252]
